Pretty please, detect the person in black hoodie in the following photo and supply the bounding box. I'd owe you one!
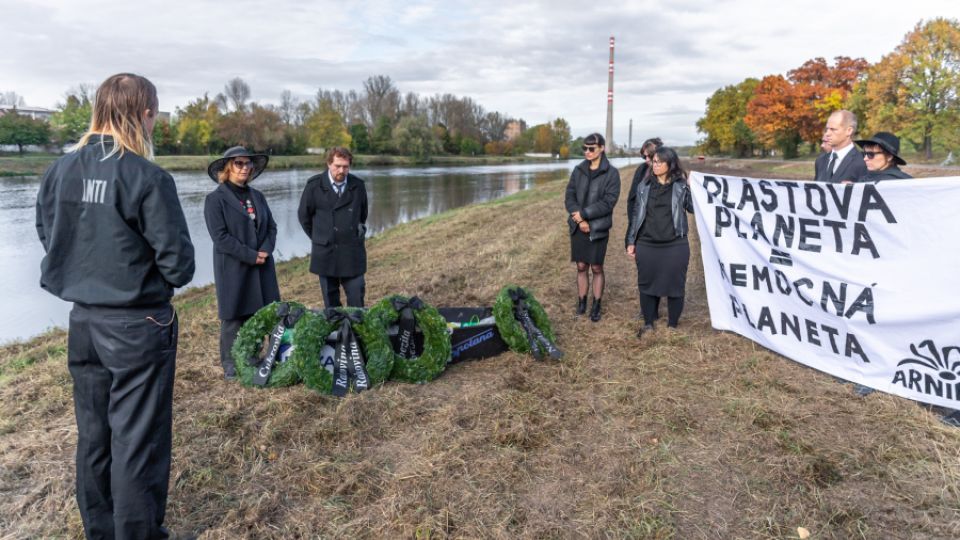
[35,73,194,540]
[624,147,693,337]
[204,147,281,379]
[564,133,621,322]
[854,132,913,182]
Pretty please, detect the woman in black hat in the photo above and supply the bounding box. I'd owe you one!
[564,133,621,322]
[204,147,281,379]
[855,132,912,182]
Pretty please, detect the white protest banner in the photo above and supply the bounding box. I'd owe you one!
[689,171,960,409]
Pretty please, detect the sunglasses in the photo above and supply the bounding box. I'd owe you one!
[582,145,599,153]
[862,151,886,159]
[232,160,256,169]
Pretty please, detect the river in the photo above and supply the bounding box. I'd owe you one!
[0,158,639,344]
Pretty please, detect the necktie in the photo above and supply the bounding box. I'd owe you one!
[827,152,838,179]
[334,183,343,197]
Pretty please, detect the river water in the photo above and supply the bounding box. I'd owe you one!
[1,158,639,344]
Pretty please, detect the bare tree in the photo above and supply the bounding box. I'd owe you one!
[362,75,400,126]
[278,90,299,125]
[0,91,26,107]
[222,77,251,112]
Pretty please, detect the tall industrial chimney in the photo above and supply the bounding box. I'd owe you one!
[628,118,633,152]
[605,36,615,149]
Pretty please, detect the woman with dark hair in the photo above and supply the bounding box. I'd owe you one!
[625,146,693,336]
[36,73,195,539]
[204,146,281,379]
[854,132,912,182]
[564,133,621,321]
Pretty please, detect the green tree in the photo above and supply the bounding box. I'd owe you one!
[0,111,51,155]
[862,18,960,158]
[176,94,221,154]
[696,78,759,157]
[50,88,93,145]
[304,99,351,150]
[152,118,178,155]
[460,137,482,156]
[349,124,371,153]
[550,118,571,155]
[371,115,393,154]
[391,115,439,159]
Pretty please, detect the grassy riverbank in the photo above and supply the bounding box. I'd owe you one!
[0,153,556,177]
[1,164,957,538]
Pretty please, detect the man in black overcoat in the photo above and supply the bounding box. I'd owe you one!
[298,146,369,307]
[814,110,867,183]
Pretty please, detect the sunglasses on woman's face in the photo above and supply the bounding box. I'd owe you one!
[232,160,255,169]
[582,145,599,153]
[862,151,885,159]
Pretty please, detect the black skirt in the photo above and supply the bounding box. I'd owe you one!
[634,240,689,297]
[570,230,608,265]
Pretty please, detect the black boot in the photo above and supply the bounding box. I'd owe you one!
[576,296,587,316]
[590,298,602,322]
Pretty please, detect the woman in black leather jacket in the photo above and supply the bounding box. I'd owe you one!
[564,133,621,322]
[624,147,693,336]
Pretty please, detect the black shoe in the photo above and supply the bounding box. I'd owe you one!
[637,323,654,338]
[589,299,602,322]
[576,296,587,316]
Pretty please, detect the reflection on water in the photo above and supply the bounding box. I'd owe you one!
[1,158,640,343]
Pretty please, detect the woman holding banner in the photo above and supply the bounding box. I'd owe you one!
[625,147,693,337]
[855,132,912,182]
[565,133,621,322]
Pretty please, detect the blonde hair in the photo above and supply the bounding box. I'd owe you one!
[73,73,158,159]
[217,167,231,183]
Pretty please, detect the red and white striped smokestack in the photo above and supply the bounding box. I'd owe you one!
[605,36,615,148]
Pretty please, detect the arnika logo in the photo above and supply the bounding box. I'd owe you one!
[892,340,960,401]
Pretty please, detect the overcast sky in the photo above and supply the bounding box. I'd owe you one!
[3,0,958,145]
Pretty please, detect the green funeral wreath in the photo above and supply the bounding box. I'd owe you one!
[293,307,394,395]
[231,301,305,388]
[367,295,451,383]
[493,285,557,353]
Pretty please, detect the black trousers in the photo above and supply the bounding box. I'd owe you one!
[68,302,177,540]
[319,274,365,308]
[219,316,250,375]
[639,293,684,327]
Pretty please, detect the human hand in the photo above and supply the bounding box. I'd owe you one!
[578,220,590,233]
[571,211,582,223]
[626,245,635,258]
[256,251,268,265]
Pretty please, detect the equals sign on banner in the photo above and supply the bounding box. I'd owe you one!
[769,249,793,266]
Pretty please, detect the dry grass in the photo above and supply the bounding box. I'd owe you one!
[1,164,958,539]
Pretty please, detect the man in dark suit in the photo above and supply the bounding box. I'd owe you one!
[298,147,369,307]
[814,110,867,182]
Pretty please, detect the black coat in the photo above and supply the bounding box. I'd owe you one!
[203,183,280,320]
[625,176,694,247]
[298,171,369,277]
[564,155,621,241]
[814,146,868,183]
[859,167,913,183]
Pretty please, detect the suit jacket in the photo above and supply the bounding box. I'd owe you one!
[203,183,280,320]
[814,146,868,183]
[298,171,369,277]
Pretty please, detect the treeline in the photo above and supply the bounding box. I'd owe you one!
[696,18,960,160]
[2,76,575,159]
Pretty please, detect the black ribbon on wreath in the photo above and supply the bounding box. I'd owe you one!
[324,308,371,397]
[390,296,425,359]
[508,288,563,361]
[251,302,305,386]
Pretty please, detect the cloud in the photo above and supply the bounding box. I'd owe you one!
[4,0,959,144]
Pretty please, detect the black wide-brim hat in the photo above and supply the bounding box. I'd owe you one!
[207,146,269,183]
[855,132,907,166]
